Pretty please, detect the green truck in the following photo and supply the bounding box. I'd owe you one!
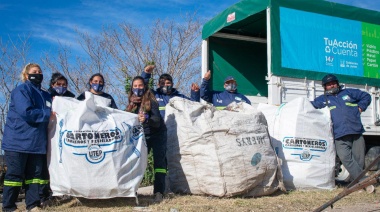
[201,0,380,178]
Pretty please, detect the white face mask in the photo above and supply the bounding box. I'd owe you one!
[225,83,237,92]
[325,87,340,95]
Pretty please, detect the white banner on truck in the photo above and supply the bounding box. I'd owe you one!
[257,97,335,190]
[48,92,147,198]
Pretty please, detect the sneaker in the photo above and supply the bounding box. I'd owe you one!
[365,185,375,194]
[154,192,163,203]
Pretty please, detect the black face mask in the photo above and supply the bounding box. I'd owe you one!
[28,74,43,85]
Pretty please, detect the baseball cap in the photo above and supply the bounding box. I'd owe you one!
[224,76,236,83]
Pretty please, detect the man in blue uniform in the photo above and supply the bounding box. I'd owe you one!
[311,74,371,188]
[141,65,200,202]
[200,70,251,109]
[141,65,200,118]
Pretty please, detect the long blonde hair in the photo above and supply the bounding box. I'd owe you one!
[21,63,41,82]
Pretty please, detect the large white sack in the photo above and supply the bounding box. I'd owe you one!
[48,93,147,198]
[257,97,335,190]
[165,97,285,197]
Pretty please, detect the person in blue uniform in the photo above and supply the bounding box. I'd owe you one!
[141,65,200,118]
[2,63,52,211]
[200,70,251,109]
[77,73,118,109]
[311,74,371,187]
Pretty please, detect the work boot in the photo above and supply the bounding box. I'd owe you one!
[153,192,163,203]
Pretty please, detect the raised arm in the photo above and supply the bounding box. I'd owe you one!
[141,65,155,85]
[200,70,213,103]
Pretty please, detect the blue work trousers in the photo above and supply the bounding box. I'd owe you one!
[2,151,44,211]
[146,129,167,194]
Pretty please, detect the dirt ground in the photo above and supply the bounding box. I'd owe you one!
[5,184,380,212]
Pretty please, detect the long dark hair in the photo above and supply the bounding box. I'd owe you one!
[50,72,68,88]
[127,76,156,112]
[88,73,105,89]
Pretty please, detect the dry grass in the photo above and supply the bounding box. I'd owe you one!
[41,184,380,212]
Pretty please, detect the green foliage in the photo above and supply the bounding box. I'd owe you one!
[147,77,154,89]
[145,60,155,66]
[125,76,132,94]
[141,150,155,187]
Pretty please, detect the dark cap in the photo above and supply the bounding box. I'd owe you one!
[224,76,236,83]
[322,74,339,86]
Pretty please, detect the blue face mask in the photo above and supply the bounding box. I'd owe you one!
[132,88,145,97]
[91,83,104,92]
[54,86,67,95]
[160,85,173,94]
[225,83,237,92]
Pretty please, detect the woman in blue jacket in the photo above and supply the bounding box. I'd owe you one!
[2,63,52,211]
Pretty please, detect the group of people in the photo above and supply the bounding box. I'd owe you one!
[0,64,121,212]
[0,63,250,211]
[1,62,373,211]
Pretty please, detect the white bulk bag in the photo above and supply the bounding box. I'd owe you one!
[48,92,147,198]
[165,97,285,197]
[257,97,335,190]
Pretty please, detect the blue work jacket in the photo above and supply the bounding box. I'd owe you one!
[2,81,52,154]
[311,88,371,139]
[200,78,251,109]
[141,72,200,118]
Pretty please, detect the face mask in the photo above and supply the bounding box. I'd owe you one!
[225,83,237,92]
[28,74,43,85]
[91,83,104,92]
[325,87,340,95]
[132,88,145,97]
[54,86,67,95]
[161,85,173,94]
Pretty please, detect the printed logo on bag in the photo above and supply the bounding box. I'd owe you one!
[282,137,327,161]
[236,135,267,147]
[88,145,104,161]
[251,153,262,166]
[63,128,123,164]
[132,125,144,139]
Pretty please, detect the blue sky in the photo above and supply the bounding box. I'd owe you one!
[0,0,379,62]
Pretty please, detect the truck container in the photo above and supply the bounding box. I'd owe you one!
[201,0,380,174]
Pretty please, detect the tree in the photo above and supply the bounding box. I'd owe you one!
[42,12,202,110]
[104,12,202,91]
[0,36,31,144]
